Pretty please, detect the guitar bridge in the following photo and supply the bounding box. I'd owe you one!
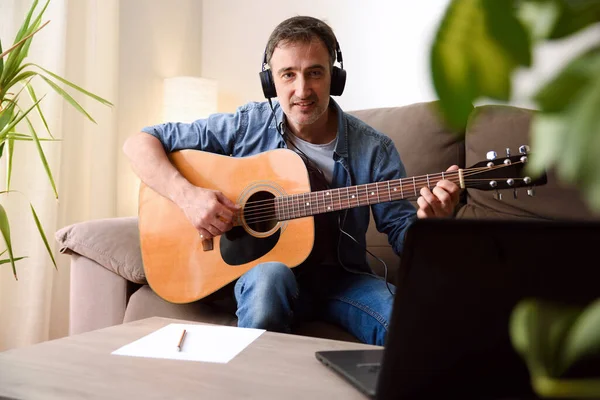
[202,238,214,251]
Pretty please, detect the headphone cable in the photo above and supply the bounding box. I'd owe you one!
[267,99,394,297]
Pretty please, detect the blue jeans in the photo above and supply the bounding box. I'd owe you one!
[234,261,396,346]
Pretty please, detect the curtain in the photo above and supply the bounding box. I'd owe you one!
[0,0,119,351]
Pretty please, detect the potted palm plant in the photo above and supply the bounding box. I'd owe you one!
[0,0,112,279]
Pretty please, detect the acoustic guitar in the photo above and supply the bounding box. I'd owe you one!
[138,146,547,304]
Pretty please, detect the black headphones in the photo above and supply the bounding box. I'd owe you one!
[259,40,346,99]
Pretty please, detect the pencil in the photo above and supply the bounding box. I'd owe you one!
[177,329,187,352]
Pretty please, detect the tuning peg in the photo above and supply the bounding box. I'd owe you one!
[486,151,497,160]
[506,148,511,157]
[519,145,530,154]
[507,179,515,186]
[527,188,535,197]
[513,189,518,199]
[523,177,532,185]
[489,181,503,200]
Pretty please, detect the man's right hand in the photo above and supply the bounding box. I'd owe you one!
[122,132,240,239]
[174,185,241,240]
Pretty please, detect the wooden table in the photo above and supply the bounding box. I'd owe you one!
[0,317,380,399]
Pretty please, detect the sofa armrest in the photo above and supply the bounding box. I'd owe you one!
[55,216,146,284]
[69,253,131,334]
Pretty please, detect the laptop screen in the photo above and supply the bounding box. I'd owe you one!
[376,218,600,399]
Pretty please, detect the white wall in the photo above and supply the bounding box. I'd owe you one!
[201,0,600,113]
[117,0,204,217]
[201,0,451,113]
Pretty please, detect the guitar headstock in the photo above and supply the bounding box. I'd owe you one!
[465,145,547,199]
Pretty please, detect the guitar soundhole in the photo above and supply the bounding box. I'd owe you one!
[244,191,277,233]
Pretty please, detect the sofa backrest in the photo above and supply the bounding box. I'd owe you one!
[348,102,599,282]
[459,105,599,220]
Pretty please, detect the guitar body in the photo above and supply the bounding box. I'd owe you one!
[138,149,314,304]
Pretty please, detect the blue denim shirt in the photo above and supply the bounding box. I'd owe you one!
[142,98,417,273]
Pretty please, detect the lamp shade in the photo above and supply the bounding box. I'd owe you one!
[162,76,218,123]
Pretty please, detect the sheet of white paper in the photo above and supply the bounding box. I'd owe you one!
[111,323,265,363]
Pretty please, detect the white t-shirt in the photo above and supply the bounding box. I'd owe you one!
[285,131,337,185]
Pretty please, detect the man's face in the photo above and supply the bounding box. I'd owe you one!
[269,39,331,130]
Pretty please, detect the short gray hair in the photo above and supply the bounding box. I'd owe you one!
[265,16,337,67]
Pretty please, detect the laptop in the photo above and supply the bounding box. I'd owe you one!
[316,218,600,399]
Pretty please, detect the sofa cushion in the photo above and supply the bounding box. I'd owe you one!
[349,101,467,181]
[124,285,237,325]
[55,217,147,284]
[463,105,599,220]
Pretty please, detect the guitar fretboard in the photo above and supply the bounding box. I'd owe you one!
[275,171,461,221]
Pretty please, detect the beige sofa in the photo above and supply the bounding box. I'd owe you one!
[55,101,598,342]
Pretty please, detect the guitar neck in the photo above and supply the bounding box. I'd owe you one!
[275,170,462,221]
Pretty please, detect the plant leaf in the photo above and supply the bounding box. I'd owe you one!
[483,0,532,67]
[24,116,58,198]
[30,204,56,269]
[36,75,96,123]
[12,0,39,44]
[532,375,600,398]
[430,0,531,131]
[510,298,552,377]
[534,47,600,113]
[517,0,562,41]
[26,81,53,139]
[0,96,44,140]
[510,298,581,378]
[6,137,14,191]
[0,101,15,131]
[32,64,113,107]
[0,204,17,280]
[529,48,600,212]
[0,38,4,77]
[548,0,600,40]
[526,113,567,176]
[7,133,58,142]
[559,298,600,375]
[0,257,26,265]
[5,70,38,95]
[1,8,37,86]
[19,1,50,60]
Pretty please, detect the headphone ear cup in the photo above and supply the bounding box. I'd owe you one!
[259,70,277,99]
[330,66,346,96]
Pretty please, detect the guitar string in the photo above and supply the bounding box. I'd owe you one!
[238,177,528,225]
[236,162,529,224]
[239,162,521,213]
[237,165,530,225]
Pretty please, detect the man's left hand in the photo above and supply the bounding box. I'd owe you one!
[416,165,461,219]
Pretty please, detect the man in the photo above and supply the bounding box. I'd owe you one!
[123,16,460,346]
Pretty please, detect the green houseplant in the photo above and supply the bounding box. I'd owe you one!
[0,0,112,279]
[510,298,600,398]
[430,1,600,396]
[430,0,600,212]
